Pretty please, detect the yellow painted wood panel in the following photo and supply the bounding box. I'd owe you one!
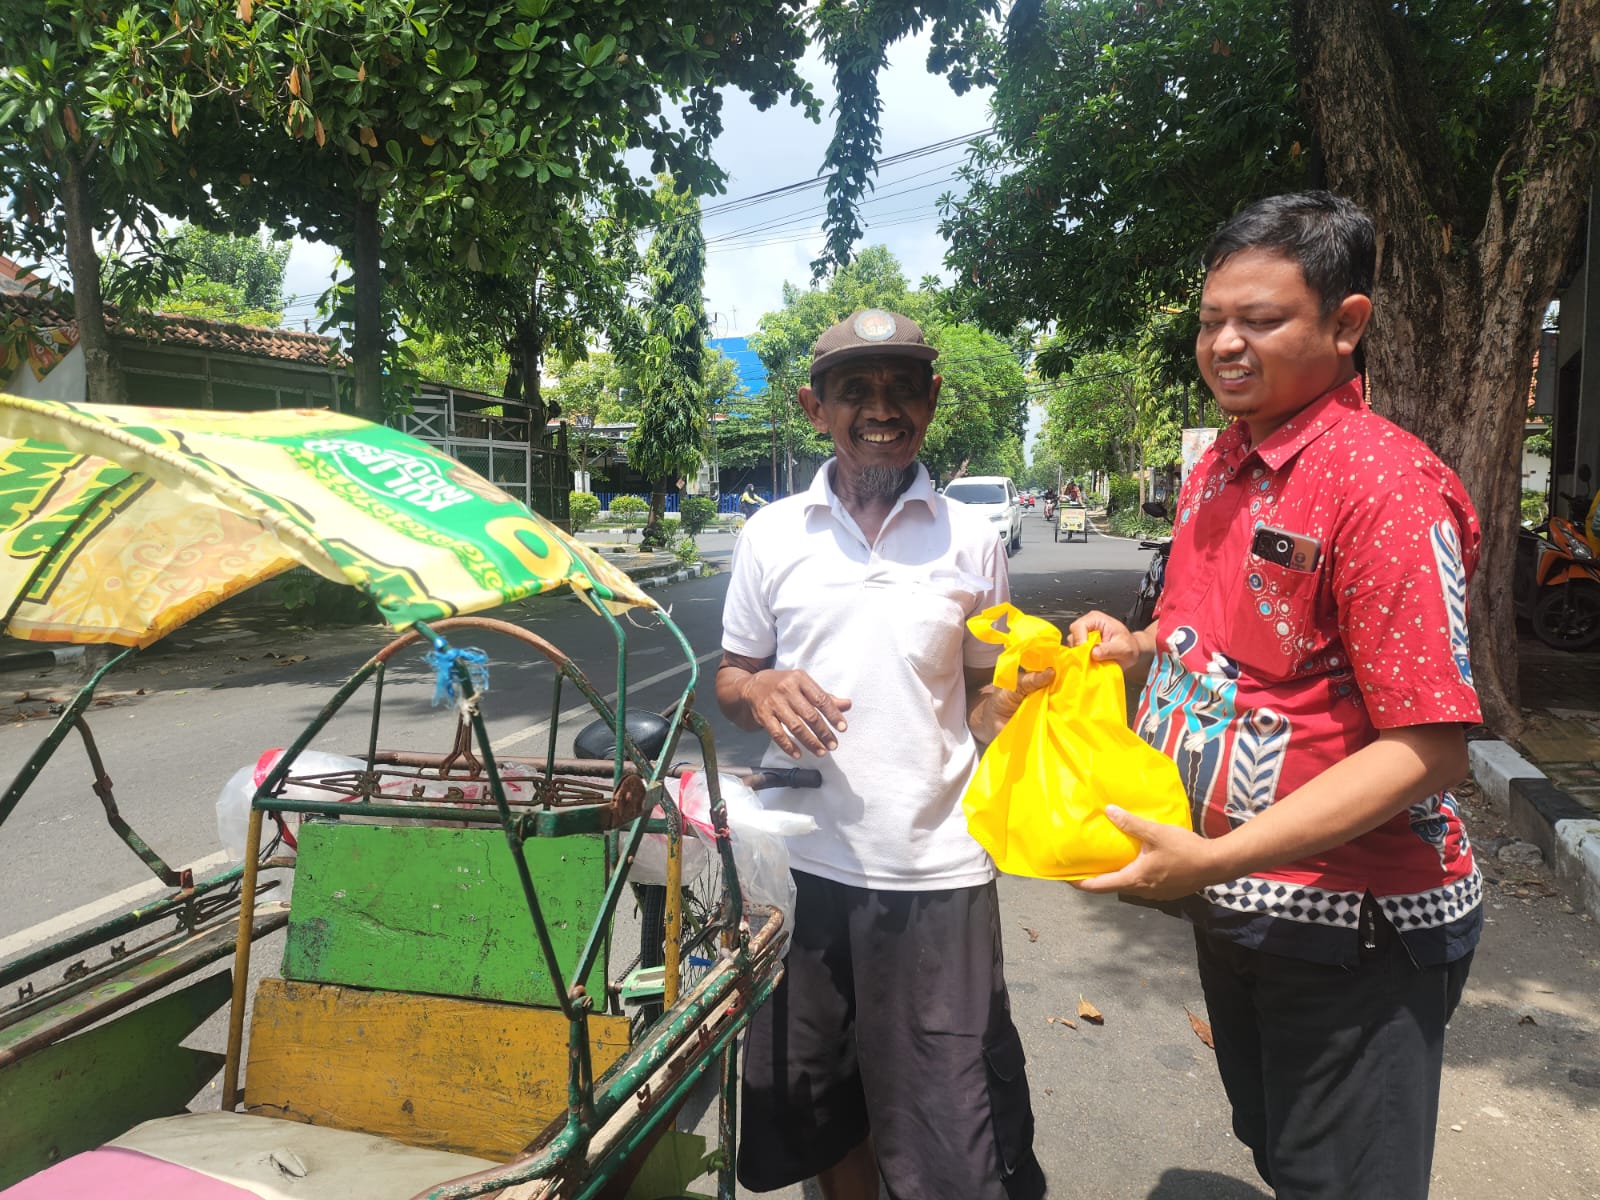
[243,978,630,1160]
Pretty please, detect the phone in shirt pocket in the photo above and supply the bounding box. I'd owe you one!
[1251,525,1321,573]
[1233,526,1328,675]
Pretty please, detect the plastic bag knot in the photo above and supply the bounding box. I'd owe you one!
[423,641,490,708]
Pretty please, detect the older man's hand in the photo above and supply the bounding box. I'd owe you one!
[738,668,852,760]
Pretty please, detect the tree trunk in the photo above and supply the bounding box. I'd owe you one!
[59,154,126,405]
[350,195,385,421]
[642,483,670,551]
[512,326,544,427]
[518,270,547,432]
[1293,0,1600,737]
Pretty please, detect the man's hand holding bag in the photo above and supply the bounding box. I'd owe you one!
[962,603,1190,880]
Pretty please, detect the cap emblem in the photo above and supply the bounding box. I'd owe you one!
[853,309,897,342]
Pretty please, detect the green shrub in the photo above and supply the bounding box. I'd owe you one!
[675,535,701,566]
[274,571,380,627]
[1521,489,1549,526]
[1107,474,1141,515]
[1108,508,1172,539]
[680,495,717,538]
[608,494,649,522]
[569,491,600,533]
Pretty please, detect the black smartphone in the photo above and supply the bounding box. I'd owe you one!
[1251,525,1321,572]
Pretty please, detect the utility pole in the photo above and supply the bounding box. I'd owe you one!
[769,391,780,498]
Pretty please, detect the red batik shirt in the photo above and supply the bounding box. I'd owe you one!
[1137,378,1483,966]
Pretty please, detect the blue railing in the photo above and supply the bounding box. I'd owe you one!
[594,492,679,514]
[718,491,772,514]
[592,491,774,515]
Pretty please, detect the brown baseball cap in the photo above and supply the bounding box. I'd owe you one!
[808,308,939,382]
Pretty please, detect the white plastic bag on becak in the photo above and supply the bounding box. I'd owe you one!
[678,770,815,940]
[629,775,714,886]
[214,749,367,859]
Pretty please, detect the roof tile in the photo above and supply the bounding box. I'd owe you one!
[0,292,344,367]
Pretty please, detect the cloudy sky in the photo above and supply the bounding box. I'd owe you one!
[279,31,994,340]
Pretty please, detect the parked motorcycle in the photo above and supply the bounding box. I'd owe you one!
[1127,501,1173,630]
[1516,512,1600,650]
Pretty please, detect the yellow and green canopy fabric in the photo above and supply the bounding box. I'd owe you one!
[0,395,655,648]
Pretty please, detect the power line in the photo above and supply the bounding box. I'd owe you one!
[702,157,967,246]
[703,178,964,250]
[647,128,992,234]
[705,210,941,255]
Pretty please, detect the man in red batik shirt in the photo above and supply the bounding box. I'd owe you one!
[1070,192,1481,1200]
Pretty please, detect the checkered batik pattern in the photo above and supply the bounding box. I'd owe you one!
[1379,871,1484,931]
[1204,879,1366,928]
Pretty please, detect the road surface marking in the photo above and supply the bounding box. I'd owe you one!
[3,652,723,958]
[0,849,233,961]
[491,649,723,752]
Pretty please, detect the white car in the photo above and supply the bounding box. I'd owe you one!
[943,475,1023,555]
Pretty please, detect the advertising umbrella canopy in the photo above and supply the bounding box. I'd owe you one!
[0,395,655,648]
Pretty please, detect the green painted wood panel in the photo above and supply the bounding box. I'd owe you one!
[281,822,607,1007]
[0,971,230,1189]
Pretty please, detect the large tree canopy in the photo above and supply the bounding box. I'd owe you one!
[944,0,1598,734]
[751,246,1028,484]
[943,0,1308,338]
[2,0,1003,422]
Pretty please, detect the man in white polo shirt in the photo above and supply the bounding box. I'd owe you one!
[717,309,1048,1200]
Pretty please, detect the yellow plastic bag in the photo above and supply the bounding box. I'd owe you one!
[963,603,1190,880]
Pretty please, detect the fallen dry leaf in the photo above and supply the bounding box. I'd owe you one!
[1021,926,1039,943]
[1046,1015,1077,1029]
[272,654,309,666]
[1185,1007,1214,1049]
[1077,996,1104,1024]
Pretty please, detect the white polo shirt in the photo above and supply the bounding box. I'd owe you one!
[721,461,1008,890]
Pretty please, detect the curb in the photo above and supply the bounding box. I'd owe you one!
[640,567,705,589]
[0,643,84,676]
[1469,739,1600,920]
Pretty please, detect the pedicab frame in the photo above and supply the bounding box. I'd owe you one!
[0,395,786,1199]
[1055,503,1088,543]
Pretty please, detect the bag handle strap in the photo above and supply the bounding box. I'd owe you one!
[967,603,1095,690]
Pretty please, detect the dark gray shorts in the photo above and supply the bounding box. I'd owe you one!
[738,872,1046,1200]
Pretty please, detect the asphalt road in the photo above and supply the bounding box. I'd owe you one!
[3,510,1597,1199]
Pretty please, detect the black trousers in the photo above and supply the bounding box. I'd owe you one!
[1195,901,1473,1200]
[738,872,1046,1200]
